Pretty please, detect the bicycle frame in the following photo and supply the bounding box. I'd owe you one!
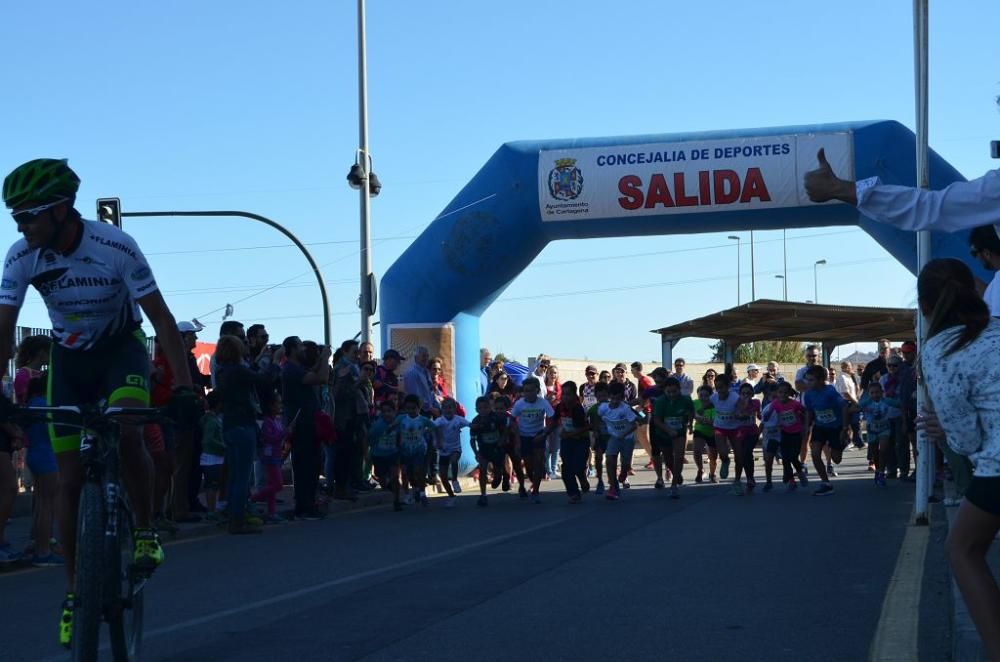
[13,404,165,662]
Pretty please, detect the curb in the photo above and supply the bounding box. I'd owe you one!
[943,479,988,662]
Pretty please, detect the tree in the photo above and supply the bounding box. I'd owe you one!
[709,340,811,364]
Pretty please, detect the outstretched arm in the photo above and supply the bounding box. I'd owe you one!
[804,148,1000,233]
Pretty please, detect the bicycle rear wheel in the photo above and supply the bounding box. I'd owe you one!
[72,482,105,662]
[108,502,144,661]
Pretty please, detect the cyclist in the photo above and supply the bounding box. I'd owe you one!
[0,158,199,647]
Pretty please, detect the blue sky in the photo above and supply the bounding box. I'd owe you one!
[2,1,998,363]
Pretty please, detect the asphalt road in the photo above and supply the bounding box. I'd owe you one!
[1,449,951,662]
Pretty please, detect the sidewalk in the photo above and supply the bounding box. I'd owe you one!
[943,477,998,662]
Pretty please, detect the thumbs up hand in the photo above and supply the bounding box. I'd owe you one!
[804,148,856,204]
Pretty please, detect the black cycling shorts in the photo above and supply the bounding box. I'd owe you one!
[48,330,150,454]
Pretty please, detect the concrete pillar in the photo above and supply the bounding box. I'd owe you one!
[661,336,675,369]
[821,343,835,368]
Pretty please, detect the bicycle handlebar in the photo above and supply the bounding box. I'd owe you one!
[8,404,170,425]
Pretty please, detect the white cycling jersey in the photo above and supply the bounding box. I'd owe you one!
[0,219,158,350]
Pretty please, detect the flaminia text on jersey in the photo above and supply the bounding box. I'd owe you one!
[616,168,771,210]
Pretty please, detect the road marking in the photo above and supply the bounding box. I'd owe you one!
[38,515,572,661]
[869,524,930,661]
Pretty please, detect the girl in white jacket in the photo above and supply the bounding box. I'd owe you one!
[918,258,1000,660]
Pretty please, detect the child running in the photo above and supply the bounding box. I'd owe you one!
[368,399,403,510]
[470,396,507,506]
[510,377,555,504]
[851,382,900,487]
[759,397,782,491]
[434,397,471,508]
[599,382,639,501]
[710,375,741,482]
[494,395,524,495]
[733,382,761,495]
[802,365,848,496]
[551,381,591,503]
[399,394,436,506]
[691,385,716,483]
[587,382,612,495]
[653,377,694,499]
[769,381,809,491]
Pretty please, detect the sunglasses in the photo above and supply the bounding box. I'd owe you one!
[585,372,597,376]
[887,364,900,369]
[12,197,68,224]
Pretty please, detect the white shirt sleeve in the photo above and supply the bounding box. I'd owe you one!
[0,242,30,308]
[855,169,1000,234]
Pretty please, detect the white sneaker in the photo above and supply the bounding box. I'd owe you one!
[452,479,462,494]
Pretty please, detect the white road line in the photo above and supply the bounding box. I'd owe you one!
[38,515,571,662]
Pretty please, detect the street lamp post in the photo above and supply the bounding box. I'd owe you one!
[727,235,740,305]
[749,230,756,301]
[814,259,827,304]
[782,229,788,296]
[775,274,786,301]
[352,0,377,344]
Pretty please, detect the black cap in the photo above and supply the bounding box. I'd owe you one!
[383,348,406,361]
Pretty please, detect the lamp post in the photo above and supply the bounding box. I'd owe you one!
[347,0,382,345]
[814,259,827,304]
[727,235,740,305]
[749,230,756,301]
[782,229,788,294]
[775,274,786,301]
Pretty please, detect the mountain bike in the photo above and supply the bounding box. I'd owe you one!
[14,404,167,662]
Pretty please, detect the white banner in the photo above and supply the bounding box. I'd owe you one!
[537,132,854,221]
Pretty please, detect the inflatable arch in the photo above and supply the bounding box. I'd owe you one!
[381,120,980,471]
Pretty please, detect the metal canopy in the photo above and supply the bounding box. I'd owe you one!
[651,299,916,347]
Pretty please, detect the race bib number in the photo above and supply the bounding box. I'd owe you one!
[779,411,797,427]
[715,412,735,426]
[868,416,888,433]
[607,418,632,436]
[665,416,684,431]
[402,430,425,453]
[480,430,500,445]
[520,408,544,426]
[815,409,836,425]
[560,418,576,433]
[376,433,396,452]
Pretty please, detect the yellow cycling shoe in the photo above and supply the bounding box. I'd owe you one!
[59,593,75,649]
[133,528,164,570]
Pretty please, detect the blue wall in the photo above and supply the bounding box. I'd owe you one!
[381,120,981,472]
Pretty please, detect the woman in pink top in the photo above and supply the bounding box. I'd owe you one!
[768,381,809,491]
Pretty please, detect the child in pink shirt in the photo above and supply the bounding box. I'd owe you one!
[768,382,809,491]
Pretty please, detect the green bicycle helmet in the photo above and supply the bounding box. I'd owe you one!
[3,158,81,209]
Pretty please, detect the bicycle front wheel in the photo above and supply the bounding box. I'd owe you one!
[72,482,105,662]
[108,501,144,662]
